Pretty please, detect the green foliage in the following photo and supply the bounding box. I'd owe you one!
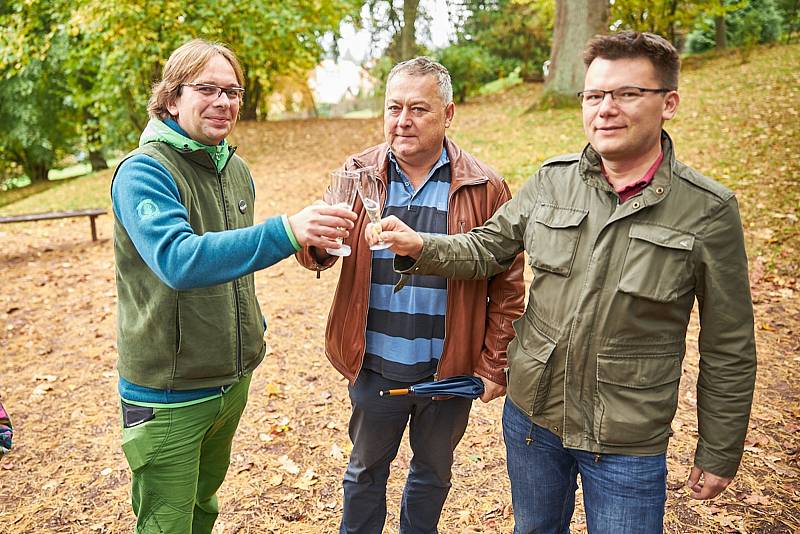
[611,0,738,42]
[776,0,800,41]
[0,3,80,183]
[686,0,785,53]
[478,67,523,96]
[0,0,360,182]
[456,0,553,82]
[436,44,502,103]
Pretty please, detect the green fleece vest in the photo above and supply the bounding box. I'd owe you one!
[113,142,266,390]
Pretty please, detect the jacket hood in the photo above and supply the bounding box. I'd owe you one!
[139,118,230,173]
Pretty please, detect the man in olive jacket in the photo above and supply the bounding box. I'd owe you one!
[371,32,756,534]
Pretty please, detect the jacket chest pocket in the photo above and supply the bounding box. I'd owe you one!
[527,205,588,277]
[618,223,695,302]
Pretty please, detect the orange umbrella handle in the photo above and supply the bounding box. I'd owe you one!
[379,388,410,397]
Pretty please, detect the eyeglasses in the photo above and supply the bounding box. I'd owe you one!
[577,86,671,106]
[182,83,245,102]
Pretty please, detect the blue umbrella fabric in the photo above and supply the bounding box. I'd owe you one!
[379,375,485,399]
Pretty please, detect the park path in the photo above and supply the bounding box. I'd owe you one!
[0,116,798,533]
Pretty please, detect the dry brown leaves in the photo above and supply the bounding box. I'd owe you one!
[0,117,798,533]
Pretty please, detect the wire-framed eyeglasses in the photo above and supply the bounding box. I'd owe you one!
[577,86,672,106]
[182,83,245,102]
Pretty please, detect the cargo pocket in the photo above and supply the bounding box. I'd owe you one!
[506,312,557,416]
[618,223,694,302]
[595,353,681,446]
[528,205,588,277]
[121,404,171,473]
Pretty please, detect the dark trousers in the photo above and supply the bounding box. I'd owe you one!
[340,369,472,534]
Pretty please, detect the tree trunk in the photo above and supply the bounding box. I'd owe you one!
[84,110,108,171]
[544,0,609,100]
[26,162,49,183]
[89,150,108,171]
[715,16,727,50]
[400,0,420,60]
[242,80,261,121]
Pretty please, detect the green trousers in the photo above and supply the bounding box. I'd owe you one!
[120,374,251,534]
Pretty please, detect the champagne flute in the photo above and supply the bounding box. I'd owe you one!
[325,170,359,257]
[355,166,391,251]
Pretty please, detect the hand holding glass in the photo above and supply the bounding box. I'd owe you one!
[325,170,359,256]
[356,167,391,251]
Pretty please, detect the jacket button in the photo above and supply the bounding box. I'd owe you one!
[238,200,247,213]
[552,426,559,433]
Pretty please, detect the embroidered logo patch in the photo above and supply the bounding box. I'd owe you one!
[136,199,159,220]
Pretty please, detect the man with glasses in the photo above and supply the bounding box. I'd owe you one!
[111,39,355,532]
[297,56,524,533]
[370,32,756,533]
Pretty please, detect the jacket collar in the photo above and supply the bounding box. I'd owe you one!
[349,137,488,188]
[579,130,676,206]
[140,118,232,173]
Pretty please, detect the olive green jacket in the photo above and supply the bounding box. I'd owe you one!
[397,133,756,477]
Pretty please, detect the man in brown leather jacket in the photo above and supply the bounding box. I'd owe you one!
[297,57,524,534]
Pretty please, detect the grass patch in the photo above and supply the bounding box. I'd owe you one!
[0,159,119,209]
[0,168,114,214]
[478,69,523,96]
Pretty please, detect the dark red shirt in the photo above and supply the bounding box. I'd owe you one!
[603,152,664,203]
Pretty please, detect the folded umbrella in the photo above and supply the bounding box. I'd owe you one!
[379,375,485,399]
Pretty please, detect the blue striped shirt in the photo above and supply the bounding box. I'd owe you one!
[362,148,450,382]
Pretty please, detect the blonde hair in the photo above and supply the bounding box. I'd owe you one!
[147,39,245,120]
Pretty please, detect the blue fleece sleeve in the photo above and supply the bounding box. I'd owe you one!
[112,154,298,290]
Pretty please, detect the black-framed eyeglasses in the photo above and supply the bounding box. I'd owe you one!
[577,86,672,106]
[182,83,245,102]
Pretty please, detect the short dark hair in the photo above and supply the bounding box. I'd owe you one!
[583,31,680,90]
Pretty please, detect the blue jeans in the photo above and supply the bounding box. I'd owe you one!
[503,399,666,534]
[340,369,472,534]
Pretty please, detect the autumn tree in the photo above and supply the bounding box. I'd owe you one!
[0,0,80,182]
[1,0,359,182]
[610,0,738,44]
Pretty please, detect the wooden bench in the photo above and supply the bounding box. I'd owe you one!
[0,208,107,241]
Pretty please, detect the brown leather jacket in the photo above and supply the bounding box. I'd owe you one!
[296,138,525,385]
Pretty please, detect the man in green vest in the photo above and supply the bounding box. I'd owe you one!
[112,39,356,533]
[370,32,756,533]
